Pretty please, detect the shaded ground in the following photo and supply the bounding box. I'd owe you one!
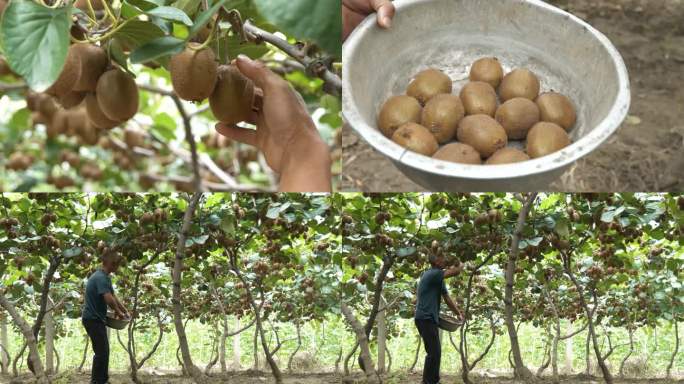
[2,372,683,384]
[341,0,684,192]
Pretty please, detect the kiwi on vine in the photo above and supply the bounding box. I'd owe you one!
[536,92,577,130]
[499,68,540,101]
[391,122,439,156]
[526,122,571,158]
[485,147,530,164]
[124,127,145,149]
[96,68,139,121]
[495,97,540,140]
[406,68,452,105]
[169,43,218,102]
[469,57,504,88]
[85,92,119,130]
[432,143,481,165]
[46,47,81,98]
[78,120,100,146]
[58,90,86,109]
[71,43,108,92]
[459,81,498,117]
[377,95,422,138]
[38,96,59,119]
[209,65,255,124]
[421,94,464,144]
[49,109,69,138]
[456,114,507,158]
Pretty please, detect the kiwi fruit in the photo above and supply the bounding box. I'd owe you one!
[26,93,43,111]
[391,122,439,156]
[85,93,119,130]
[31,112,49,125]
[457,114,508,158]
[96,68,139,121]
[499,69,540,101]
[469,58,504,88]
[459,82,498,117]
[72,44,108,92]
[536,92,577,130]
[406,68,452,105]
[66,108,88,136]
[526,122,571,158]
[49,109,69,138]
[58,90,86,109]
[421,94,464,144]
[209,65,255,124]
[169,43,218,101]
[38,96,59,119]
[433,143,481,165]
[377,95,422,138]
[46,45,81,98]
[124,127,145,149]
[495,97,540,140]
[485,147,530,164]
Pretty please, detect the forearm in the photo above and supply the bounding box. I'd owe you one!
[279,132,332,192]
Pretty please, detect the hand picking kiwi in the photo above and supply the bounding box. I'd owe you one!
[459,82,498,117]
[378,95,422,138]
[457,115,508,158]
[391,122,439,156]
[485,147,530,164]
[526,122,571,158]
[169,43,218,102]
[469,57,504,88]
[499,68,540,101]
[433,143,481,165]
[406,68,452,105]
[209,65,255,124]
[495,97,540,140]
[536,92,576,130]
[421,94,464,144]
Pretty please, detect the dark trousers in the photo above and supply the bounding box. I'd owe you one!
[415,319,441,384]
[82,319,109,384]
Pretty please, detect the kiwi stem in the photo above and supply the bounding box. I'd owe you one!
[85,0,97,24]
[191,19,218,51]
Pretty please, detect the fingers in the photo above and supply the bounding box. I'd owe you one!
[371,0,395,28]
[216,123,258,147]
[235,54,285,92]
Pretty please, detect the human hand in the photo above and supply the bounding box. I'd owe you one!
[215,55,332,192]
[343,0,395,41]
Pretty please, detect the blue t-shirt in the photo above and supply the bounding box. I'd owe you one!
[414,268,448,324]
[82,269,114,322]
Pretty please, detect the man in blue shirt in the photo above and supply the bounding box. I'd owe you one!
[414,252,463,384]
[82,252,129,384]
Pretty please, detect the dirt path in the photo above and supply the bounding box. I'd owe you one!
[341,0,684,192]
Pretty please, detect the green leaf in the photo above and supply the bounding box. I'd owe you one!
[253,0,341,57]
[114,19,166,51]
[130,36,185,64]
[0,0,72,91]
[147,6,193,26]
[189,0,228,37]
[126,0,158,11]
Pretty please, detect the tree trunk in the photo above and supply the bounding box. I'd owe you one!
[0,294,49,384]
[619,328,634,378]
[220,318,227,373]
[1,315,8,374]
[503,192,537,381]
[287,323,302,373]
[564,329,573,374]
[334,347,343,373]
[409,336,421,373]
[377,296,387,374]
[45,303,55,374]
[171,193,204,382]
[340,303,380,384]
[252,326,259,370]
[551,323,560,383]
[233,318,242,369]
[667,321,679,379]
[78,336,89,372]
[584,330,592,375]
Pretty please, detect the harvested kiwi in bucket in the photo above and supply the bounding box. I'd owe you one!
[375,60,577,165]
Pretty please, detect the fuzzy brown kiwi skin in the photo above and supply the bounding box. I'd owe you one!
[378,95,422,138]
[469,58,504,88]
[406,69,452,105]
[72,44,108,92]
[457,114,508,158]
[526,122,571,158]
[46,45,81,98]
[391,122,439,156]
[499,69,540,101]
[85,93,119,130]
[96,68,139,121]
[495,97,540,140]
[421,94,464,144]
[169,43,218,101]
[536,92,577,130]
[58,90,87,109]
[485,147,530,165]
[433,143,482,165]
[209,65,255,124]
[460,82,498,117]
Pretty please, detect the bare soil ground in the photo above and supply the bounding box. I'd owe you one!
[2,372,682,384]
[341,0,684,192]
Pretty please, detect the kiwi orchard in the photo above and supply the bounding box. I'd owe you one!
[0,0,342,192]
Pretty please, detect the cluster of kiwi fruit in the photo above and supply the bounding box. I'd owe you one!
[169,43,255,124]
[378,58,576,165]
